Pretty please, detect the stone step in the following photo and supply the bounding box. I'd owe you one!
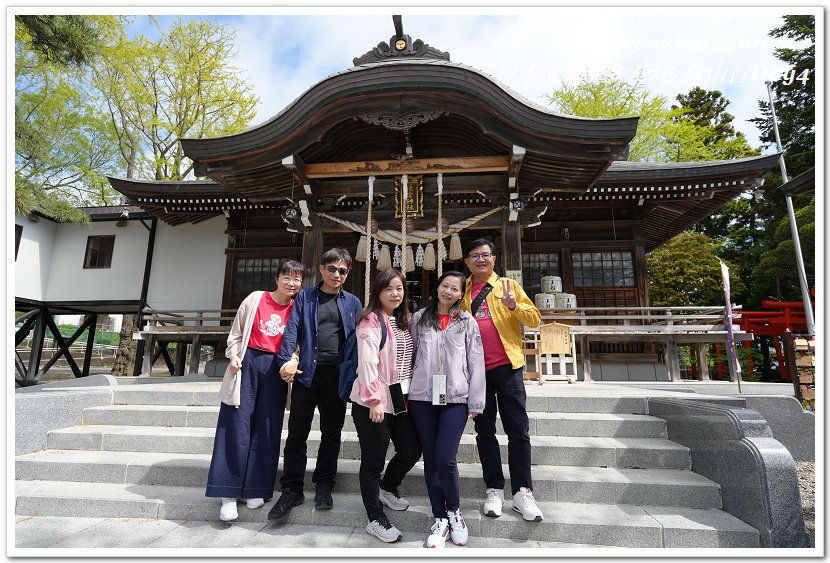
[16,450,720,508]
[13,481,758,548]
[108,385,654,414]
[81,405,668,438]
[14,515,615,549]
[45,426,691,469]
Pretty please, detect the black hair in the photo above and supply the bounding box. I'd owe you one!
[418,270,466,331]
[320,248,352,269]
[464,238,496,258]
[359,268,410,331]
[277,259,305,279]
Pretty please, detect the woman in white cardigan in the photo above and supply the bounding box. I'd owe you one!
[206,260,304,521]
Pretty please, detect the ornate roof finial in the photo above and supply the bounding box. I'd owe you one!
[352,15,450,66]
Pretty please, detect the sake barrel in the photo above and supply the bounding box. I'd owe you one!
[534,293,556,310]
[540,275,562,293]
[555,293,577,309]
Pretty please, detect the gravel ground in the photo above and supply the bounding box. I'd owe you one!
[795,461,815,547]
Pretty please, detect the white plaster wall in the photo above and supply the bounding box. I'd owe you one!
[15,214,57,302]
[43,221,148,302]
[146,216,226,310]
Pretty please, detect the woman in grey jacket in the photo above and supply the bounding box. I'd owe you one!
[408,271,486,548]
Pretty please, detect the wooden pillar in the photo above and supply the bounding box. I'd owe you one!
[301,213,323,288]
[175,343,188,376]
[560,247,573,293]
[26,308,47,384]
[632,225,650,308]
[81,314,98,377]
[141,335,155,376]
[696,343,710,380]
[580,335,593,382]
[189,337,201,374]
[501,210,522,274]
[666,336,682,381]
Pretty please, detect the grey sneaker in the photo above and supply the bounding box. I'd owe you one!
[379,487,410,511]
[366,515,403,543]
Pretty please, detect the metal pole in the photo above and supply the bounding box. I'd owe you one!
[765,81,815,337]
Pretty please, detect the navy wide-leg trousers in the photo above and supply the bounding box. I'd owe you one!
[205,348,287,500]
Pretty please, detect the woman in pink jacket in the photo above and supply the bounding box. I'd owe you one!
[206,260,304,522]
[350,268,422,543]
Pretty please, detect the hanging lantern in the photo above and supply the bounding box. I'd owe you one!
[404,245,415,273]
[355,236,368,262]
[449,233,463,260]
[422,243,436,270]
[415,244,425,267]
[377,244,391,271]
[393,245,401,268]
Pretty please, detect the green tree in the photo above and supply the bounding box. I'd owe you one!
[647,231,745,307]
[92,18,259,180]
[749,197,815,305]
[546,70,669,162]
[751,15,815,177]
[16,15,102,67]
[15,16,121,222]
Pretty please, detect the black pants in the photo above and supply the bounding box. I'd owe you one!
[351,402,422,521]
[279,364,347,493]
[473,363,533,495]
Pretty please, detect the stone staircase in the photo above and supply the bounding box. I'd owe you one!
[15,382,761,548]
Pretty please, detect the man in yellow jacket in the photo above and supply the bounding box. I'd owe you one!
[461,238,544,522]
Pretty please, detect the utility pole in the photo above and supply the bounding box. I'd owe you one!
[765,81,815,337]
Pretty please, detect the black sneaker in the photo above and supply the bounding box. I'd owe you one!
[267,490,304,521]
[315,486,333,510]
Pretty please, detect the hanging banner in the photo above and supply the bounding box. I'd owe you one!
[719,260,742,390]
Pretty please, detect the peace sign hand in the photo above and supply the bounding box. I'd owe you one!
[501,278,517,311]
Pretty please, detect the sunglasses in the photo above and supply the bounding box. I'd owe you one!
[325,264,349,276]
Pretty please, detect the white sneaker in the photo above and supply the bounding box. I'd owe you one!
[379,487,410,511]
[483,488,504,517]
[447,508,468,546]
[244,498,264,509]
[219,498,238,521]
[512,487,543,522]
[425,518,450,548]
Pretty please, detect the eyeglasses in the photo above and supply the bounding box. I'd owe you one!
[325,265,349,276]
[468,252,493,260]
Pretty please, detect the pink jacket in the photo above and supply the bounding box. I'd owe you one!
[349,310,409,413]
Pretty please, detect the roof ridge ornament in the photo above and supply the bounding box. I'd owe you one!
[352,15,450,66]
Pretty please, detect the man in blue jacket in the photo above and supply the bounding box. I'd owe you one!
[268,248,363,521]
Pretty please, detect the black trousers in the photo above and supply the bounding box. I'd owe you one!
[279,364,347,493]
[351,402,422,521]
[473,363,533,495]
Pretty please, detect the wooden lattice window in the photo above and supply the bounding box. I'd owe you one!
[572,251,634,288]
[83,236,115,269]
[233,257,283,294]
[522,252,561,296]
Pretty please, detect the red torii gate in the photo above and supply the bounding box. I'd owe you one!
[735,292,814,381]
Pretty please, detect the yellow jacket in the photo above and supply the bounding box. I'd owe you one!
[461,272,541,370]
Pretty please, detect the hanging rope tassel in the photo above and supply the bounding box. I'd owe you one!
[423,243,436,271]
[377,244,391,271]
[405,245,415,272]
[449,232,463,260]
[356,236,367,262]
[415,244,425,267]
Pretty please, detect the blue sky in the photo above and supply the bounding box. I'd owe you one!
[116,8,814,149]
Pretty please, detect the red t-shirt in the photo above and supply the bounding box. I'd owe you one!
[247,292,294,354]
[470,282,510,371]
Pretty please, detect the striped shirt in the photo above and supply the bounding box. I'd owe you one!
[389,317,413,394]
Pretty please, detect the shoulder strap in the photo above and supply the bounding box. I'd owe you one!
[470,283,493,316]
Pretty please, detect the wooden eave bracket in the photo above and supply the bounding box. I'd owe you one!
[282,155,315,194]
